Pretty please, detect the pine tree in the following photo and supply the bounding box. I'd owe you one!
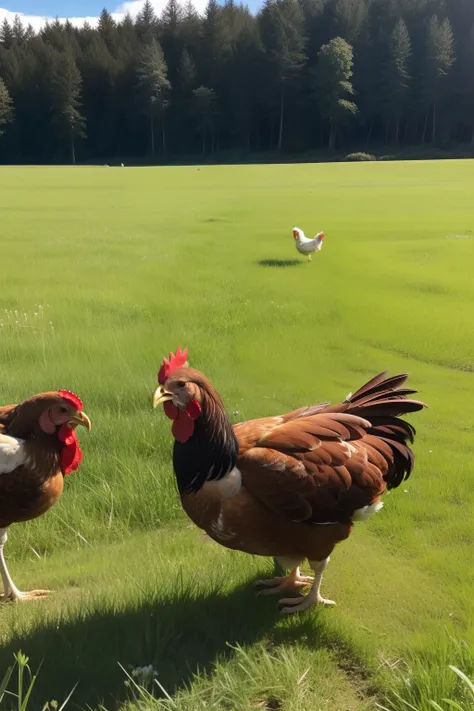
[181,0,201,50]
[117,12,138,55]
[179,49,196,92]
[301,0,331,64]
[423,15,455,142]
[312,36,357,149]
[161,0,185,88]
[98,9,118,56]
[334,0,368,46]
[162,0,185,35]
[0,78,13,138]
[24,23,35,42]
[192,85,218,152]
[12,14,26,45]
[384,19,412,143]
[136,1,158,43]
[137,39,171,155]
[228,23,262,149]
[0,19,14,48]
[457,23,474,144]
[201,0,232,87]
[259,0,306,150]
[51,52,87,164]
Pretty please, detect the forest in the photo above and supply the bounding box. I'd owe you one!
[0,0,473,163]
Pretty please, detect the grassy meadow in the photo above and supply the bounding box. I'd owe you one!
[0,161,473,710]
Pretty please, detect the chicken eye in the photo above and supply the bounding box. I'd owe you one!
[175,381,186,389]
[59,406,68,414]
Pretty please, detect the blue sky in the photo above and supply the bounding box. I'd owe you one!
[0,0,126,29]
[3,0,107,14]
[0,0,260,28]
[0,0,244,30]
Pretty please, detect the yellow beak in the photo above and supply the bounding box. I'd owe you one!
[68,411,92,432]
[153,386,174,409]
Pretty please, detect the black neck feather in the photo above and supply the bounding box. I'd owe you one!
[172,390,238,494]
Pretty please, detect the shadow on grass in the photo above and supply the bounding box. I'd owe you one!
[257,259,303,268]
[0,578,325,710]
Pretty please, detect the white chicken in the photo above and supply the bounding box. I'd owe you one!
[292,227,325,262]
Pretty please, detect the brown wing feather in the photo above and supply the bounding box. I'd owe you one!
[237,409,381,523]
[234,371,426,523]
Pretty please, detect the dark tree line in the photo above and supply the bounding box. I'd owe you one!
[0,0,472,163]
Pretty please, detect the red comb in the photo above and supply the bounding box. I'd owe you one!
[158,347,189,385]
[58,390,83,411]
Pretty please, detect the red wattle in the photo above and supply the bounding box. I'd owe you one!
[58,425,83,475]
[171,411,195,443]
[186,400,202,420]
[164,401,179,420]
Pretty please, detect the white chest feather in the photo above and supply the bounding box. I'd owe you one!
[215,466,242,499]
[201,467,243,501]
[352,501,384,521]
[0,434,26,474]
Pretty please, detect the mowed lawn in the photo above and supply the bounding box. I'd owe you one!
[0,161,473,711]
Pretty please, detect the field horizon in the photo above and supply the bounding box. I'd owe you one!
[0,160,473,711]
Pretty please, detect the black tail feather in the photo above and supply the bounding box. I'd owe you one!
[327,372,427,489]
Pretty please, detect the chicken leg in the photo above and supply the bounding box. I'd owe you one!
[278,557,335,614]
[308,254,312,262]
[0,528,51,602]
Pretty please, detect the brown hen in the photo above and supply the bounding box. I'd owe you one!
[153,348,426,614]
[0,390,91,601]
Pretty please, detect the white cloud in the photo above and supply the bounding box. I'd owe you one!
[115,0,209,17]
[0,0,208,33]
[0,8,100,31]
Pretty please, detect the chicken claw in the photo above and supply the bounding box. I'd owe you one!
[1,588,52,603]
[255,567,313,596]
[278,593,336,614]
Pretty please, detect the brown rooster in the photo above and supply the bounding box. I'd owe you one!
[0,390,91,601]
[153,348,426,614]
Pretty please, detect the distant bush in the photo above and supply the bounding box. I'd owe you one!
[345,152,376,162]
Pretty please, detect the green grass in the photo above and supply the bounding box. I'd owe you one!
[0,161,473,710]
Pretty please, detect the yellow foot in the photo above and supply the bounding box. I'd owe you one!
[0,589,52,602]
[255,569,313,597]
[278,593,336,615]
